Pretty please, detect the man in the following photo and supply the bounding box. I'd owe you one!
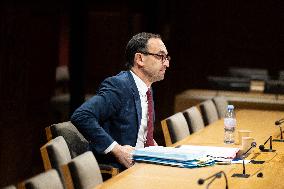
[71,32,170,169]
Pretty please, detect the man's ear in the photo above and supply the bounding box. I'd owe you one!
[134,53,144,66]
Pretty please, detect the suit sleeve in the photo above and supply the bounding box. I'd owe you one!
[71,77,123,154]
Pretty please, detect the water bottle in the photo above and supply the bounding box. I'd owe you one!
[224,105,236,144]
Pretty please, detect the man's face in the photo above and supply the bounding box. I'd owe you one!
[141,38,170,83]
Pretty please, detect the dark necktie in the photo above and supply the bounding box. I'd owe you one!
[145,89,154,147]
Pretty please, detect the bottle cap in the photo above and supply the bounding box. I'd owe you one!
[227,105,234,109]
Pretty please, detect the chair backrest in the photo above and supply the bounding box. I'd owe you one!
[199,100,219,126]
[161,112,190,146]
[47,121,90,158]
[45,122,119,180]
[24,169,64,189]
[67,151,103,189]
[1,185,17,189]
[40,136,72,170]
[40,136,73,189]
[183,106,205,133]
[212,96,229,118]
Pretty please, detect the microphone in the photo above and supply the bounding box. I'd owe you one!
[273,119,284,142]
[232,142,256,178]
[198,171,228,189]
[259,136,275,152]
[242,141,257,158]
[275,118,284,125]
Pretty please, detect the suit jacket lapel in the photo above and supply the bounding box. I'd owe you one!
[126,71,142,129]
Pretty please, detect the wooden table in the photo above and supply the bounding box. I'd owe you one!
[96,109,284,189]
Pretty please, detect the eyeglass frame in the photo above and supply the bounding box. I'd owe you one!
[138,51,171,63]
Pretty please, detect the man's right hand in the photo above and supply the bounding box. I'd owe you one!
[111,144,135,168]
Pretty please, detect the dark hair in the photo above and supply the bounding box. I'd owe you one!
[125,32,161,69]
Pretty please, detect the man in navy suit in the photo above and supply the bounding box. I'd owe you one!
[71,32,170,169]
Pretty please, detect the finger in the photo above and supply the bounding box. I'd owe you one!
[124,145,135,150]
[124,160,133,168]
[126,157,133,166]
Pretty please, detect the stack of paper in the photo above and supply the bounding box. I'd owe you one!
[179,145,240,160]
[132,146,215,168]
[132,145,240,168]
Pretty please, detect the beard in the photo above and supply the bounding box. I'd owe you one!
[143,68,165,83]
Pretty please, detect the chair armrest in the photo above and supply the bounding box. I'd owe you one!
[99,164,119,177]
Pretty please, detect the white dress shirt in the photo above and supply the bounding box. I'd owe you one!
[130,71,149,148]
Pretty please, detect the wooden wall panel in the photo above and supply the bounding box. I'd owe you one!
[0,4,59,186]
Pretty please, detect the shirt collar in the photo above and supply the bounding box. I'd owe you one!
[130,70,149,95]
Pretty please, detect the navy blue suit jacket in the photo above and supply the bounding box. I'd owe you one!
[71,71,154,165]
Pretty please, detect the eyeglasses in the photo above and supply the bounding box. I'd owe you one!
[140,51,171,63]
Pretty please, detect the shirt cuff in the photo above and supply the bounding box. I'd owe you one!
[104,141,118,154]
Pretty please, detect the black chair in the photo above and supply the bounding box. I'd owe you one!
[45,122,119,179]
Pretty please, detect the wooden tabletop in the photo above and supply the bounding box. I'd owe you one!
[96,109,284,189]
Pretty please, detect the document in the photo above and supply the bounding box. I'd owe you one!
[178,145,240,159]
[132,146,215,168]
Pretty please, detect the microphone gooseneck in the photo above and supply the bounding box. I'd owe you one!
[275,120,284,140]
[259,136,274,152]
[258,136,273,152]
[281,127,283,140]
[242,142,257,158]
[198,171,228,189]
[232,142,256,178]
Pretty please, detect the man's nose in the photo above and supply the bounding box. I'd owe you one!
[163,60,169,67]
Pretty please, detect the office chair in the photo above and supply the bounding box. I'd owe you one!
[212,96,229,118]
[24,169,64,189]
[161,112,190,146]
[40,136,73,189]
[1,185,17,189]
[199,100,219,126]
[67,151,103,189]
[183,106,205,133]
[45,122,119,178]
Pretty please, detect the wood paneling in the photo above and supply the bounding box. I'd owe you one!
[0,3,59,186]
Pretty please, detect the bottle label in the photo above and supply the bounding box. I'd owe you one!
[224,118,236,129]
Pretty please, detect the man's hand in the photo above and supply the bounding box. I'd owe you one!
[111,144,135,168]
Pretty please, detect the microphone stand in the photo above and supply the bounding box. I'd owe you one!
[206,176,219,189]
[281,127,283,140]
[273,120,284,142]
[232,142,256,178]
[259,136,275,152]
[198,171,228,189]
